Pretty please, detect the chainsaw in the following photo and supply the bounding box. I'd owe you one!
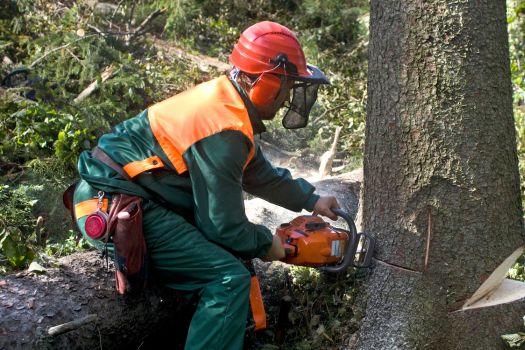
[276,208,375,273]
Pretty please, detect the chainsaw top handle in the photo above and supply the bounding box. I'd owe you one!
[320,208,359,274]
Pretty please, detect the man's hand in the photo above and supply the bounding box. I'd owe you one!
[313,196,340,220]
[262,235,286,262]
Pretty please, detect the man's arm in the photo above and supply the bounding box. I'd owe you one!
[242,144,320,212]
[183,131,273,260]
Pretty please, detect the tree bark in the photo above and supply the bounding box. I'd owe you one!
[0,251,193,350]
[355,1,525,349]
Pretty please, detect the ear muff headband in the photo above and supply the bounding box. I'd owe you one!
[249,73,282,106]
[248,53,294,107]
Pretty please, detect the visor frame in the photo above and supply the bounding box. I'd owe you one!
[285,64,330,85]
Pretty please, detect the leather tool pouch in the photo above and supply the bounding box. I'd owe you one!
[106,194,148,295]
[62,147,148,295]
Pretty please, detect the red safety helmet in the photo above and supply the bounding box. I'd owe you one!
[229,21,330,129]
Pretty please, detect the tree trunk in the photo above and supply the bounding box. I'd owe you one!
[355,1,525,349]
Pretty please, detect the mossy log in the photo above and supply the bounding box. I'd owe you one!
[0,251,193,350]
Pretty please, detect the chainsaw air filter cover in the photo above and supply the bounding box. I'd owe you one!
[277,215,350,267]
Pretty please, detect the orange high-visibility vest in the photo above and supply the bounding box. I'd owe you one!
[148,76,255,174]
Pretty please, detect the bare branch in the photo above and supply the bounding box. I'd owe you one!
[65,47,84,66]
[87,24,106,37]
[110,0,125,22]
[129,8,167,40]
[312,103,347,125]
[73,65,117,104]
[48,314,98,336]
[29,34,97,68]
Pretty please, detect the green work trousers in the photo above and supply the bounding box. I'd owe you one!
[74,182,250,350]
[143,200,251,350]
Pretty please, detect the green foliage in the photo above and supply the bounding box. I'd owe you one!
[0,0,205,269]
[1,0,203,170]
[0,226,36,268]
[0,98,77,163]
[0,184,39,268]
[516,108,525,210]
[508,0,525,212]
[45,230,89,257]
[54,123,96,168]
[280,267,359,349]
[502,333,525,349]
[159,0,297,59]
[509,250,525,281]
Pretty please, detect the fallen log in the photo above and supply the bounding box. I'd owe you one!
[0,251,193,350]
[0,171,362,349]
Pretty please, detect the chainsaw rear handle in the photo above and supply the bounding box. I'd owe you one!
[320,208,359,274]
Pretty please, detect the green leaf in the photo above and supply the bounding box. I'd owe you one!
[0,234,23,267]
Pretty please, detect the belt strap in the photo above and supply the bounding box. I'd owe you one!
[244,260,267,331]
[91,147,192,219]
[92,147,131,181]
[91,147,177,210]
[74,198,109,218]
[249,276,267,331]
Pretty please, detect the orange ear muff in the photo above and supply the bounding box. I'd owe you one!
[249,74,282,106]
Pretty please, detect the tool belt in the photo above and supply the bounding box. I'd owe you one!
[63,147,148,295]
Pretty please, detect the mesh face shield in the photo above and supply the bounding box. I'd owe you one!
[282,81,321,129]
[232,62,329,129]
[281,64,329,129]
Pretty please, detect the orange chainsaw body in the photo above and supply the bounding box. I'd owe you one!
[276,215,349,267]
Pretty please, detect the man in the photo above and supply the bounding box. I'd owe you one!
[72,21,339,349]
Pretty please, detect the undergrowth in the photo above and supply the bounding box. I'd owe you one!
[282,267,361,349]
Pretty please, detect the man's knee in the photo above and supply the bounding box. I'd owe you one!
[222,260,251,292]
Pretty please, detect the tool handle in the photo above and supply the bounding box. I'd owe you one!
[331,208,357,234]
[321,208,359,274]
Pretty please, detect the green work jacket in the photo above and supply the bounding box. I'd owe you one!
[77,78,319,260]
